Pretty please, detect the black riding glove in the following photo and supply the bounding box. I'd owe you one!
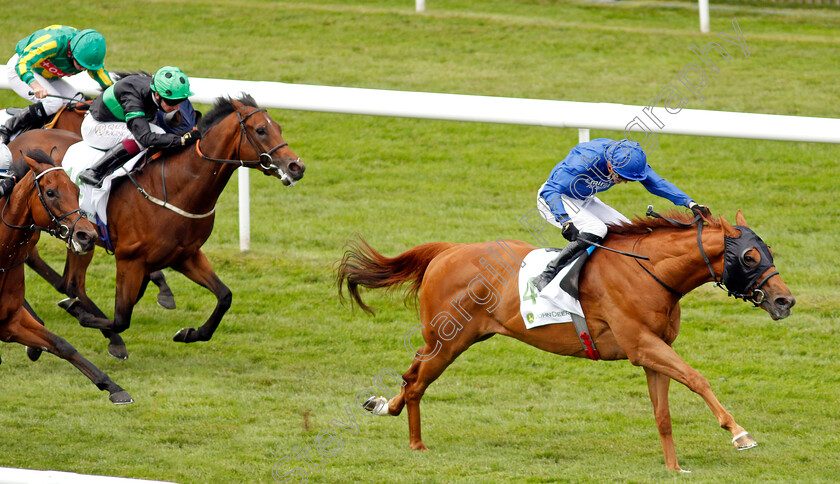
[561,221,579,242]
[0,177,16,198]
[181,129,201,146]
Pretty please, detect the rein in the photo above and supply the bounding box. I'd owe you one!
[126,156,216,219]
[0,166,83,270]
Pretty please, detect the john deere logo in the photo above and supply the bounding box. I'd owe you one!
[526,313,534,324]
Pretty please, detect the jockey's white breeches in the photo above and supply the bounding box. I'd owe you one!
[81,112,165,151]
[5,54,84,116]
[537,183,630,239]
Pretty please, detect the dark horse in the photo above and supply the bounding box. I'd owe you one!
[8,94,305,360]
[337,210,795,471]
[0,149,132,404]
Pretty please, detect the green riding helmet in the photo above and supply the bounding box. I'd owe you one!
[69,29,106,70]
[150,66,194,101]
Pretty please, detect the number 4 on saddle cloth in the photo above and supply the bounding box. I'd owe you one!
[61,141,146,251]
[519,245,600,359]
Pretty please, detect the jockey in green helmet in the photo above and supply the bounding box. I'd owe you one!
[78,66,200,187]
[1,25,112,144]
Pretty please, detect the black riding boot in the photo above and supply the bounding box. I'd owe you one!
[0,102,48,144]
[532,232,603,292]
[78,143,136,187]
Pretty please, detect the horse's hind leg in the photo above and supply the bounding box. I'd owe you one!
[399,344,465,450]
[0,308,133,404]
[150,270,176,310]
[644,367,684,472]
[170,250,231,343]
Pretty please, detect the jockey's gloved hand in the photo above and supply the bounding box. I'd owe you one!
[561,221,579,241]
[181,129,201,146]
[689,202,710,218]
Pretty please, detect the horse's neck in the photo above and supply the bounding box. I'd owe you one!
[643,226,725,295]
[147,128,240,213]
[0,189,35,267]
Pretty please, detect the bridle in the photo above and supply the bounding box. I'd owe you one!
[195,107,299,186]
[639,207,778,306]
[0,166,84,270]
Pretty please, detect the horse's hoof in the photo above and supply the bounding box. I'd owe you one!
[108,343,129,360]
[410,442,429,451]
[733,431,757,450]
[173,327,196,343]
[26,346,43,362]
[109,390,134,405]
[157,294,176,310]
[362,396,390,415]
[58,297,80,312]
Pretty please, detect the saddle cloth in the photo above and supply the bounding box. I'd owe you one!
[517,248,590,329]
[62,141,144,225]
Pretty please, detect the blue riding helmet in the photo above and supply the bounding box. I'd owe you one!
[605,139,647,181]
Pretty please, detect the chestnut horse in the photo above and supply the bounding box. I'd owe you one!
[0,149,131,404]
[8,94,304,360]
[337,210,795,471]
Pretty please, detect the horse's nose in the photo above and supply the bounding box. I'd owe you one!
[775,295,795,310]
[74,228,96,252]
[287,157,305,179]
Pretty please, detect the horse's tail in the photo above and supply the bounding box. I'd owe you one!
[337,236,457,315]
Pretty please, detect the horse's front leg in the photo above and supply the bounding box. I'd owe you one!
[61,249,128,359]
[0,306,133,404]
[626,331,756,452]
[25,245,64,290]
[170,250,231,343]
[150,270,176,310]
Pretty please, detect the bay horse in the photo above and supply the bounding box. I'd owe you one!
[11,99,179,310]
[336,210,795,471]
[0,149,132,404]
[7,94,304,360]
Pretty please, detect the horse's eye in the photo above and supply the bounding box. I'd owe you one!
[256,127,267,135]
[45,188,57,198]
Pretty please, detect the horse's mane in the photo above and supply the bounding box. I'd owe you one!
[97,71,153,94]
[111,71,152,82]
[607,210,718,235]
[197,94,259,134]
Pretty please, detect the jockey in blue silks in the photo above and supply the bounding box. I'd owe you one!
[532,138,709,291]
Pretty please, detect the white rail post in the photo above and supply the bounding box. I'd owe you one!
[578,128,590,143]
[238,169,251,251]
[416,0,425,12]
[698,0,710,33]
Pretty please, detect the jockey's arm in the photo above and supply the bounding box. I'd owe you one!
[639,167,693,207]
[87,67,114,89]
[126,117,183,150]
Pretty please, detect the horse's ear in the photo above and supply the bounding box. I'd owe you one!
[735,210,748,227]
[719,214,741,238]
[22,149,53,176]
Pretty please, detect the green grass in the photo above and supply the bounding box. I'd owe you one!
[0,1,838,483]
